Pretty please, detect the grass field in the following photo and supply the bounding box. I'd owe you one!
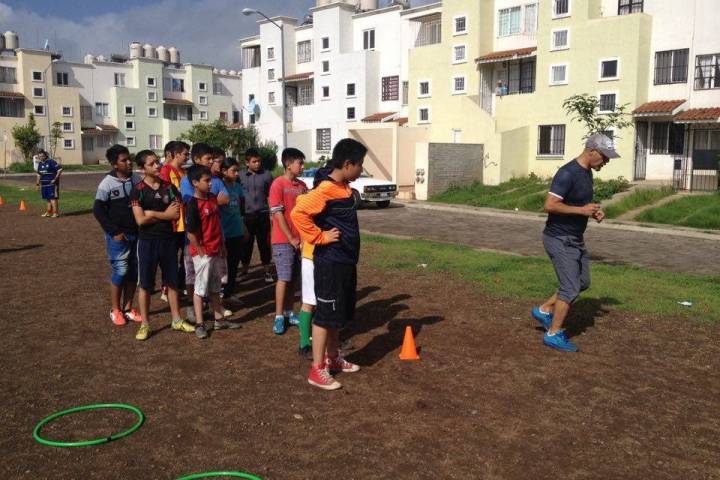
[3,162,109,174]
[635,193,720,230]
[364,234,720,323]
[604,187,675,219]
[0,182,94,214]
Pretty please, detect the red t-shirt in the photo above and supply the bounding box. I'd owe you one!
[269,176,308,244]
[184,194,223,256]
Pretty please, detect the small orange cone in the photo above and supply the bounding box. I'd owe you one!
[19,200,27,211]
[0,195,4,206]
[399,326,420,360]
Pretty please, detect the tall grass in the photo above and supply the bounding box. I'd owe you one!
[604,187,675,219]
[635,193,720,230]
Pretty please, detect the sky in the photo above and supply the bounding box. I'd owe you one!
[1,0,435,70]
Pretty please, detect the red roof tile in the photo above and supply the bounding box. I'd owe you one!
[362,112,397,122]
[397,117,408,126]
[163,98,194,105]
[0,91,24,98]
[280,72,313,81]
[674,107,720,123]
[633,100,685,115]
[476,47,537,63]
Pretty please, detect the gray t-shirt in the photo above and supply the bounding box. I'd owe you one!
[239,169,273,215]
[543,160,593,239]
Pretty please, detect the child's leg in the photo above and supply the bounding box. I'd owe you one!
[540,292,558,314]
[167,287,181,321]
[193,293,204,326]
[138,288,151,327]
[312,324,330,367]
[122,280,137,312]
[275,280,288,316]
[50,198,59,214]
[208,292,223,320]
[299,304,314,350]
[46,199,52,214]
[110,283,122,311]
[326,328,340,358]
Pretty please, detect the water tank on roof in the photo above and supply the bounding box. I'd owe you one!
[229,70,237,76]
[84,53,94,64]
[143,43,156,59]
[359,0,378,10]
[388,0,410,7]
[220,69,228,75]
[168,47,180,64]
[96,55,107,62]
[130,41,142,59]
[156,46,170,63]
[4,31,19,50]
[213,68,219,74]
[316,0,331,6]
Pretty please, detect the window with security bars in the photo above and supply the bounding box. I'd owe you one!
[297,41,312,63]
[382,76,399,101]
[498,7,521,37]
[346,107,356,120]
[267,47,275,60]
[454,45,466,62]
[453,76,465,93]
[268,92,275,104]
[402,81,408,105]
[552,30,568,49]
[618,0,643,15]
[82,136,94,152]
[316,128,331,151]
[553,0,569,16]
[419,81,430,96]
[347,83,356,97]
[524,3,537,33]
[149,135,163,150]
[242,46,261,69]
[80,105,93,120]
[694,53,720,90]
[654,49,689,85]
[415,17,441,47]
[650,122,684,154]
[538,125,565,155]
[418,108,430,122]
[551,64,567,84]
[298,84,313,105]
[0,66,16,84]
[502,58,536,94]
[598,94,616,112]
[454,17,466,34]
[0,98,23,117]
[95,102,109,118]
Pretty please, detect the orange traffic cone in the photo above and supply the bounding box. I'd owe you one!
[399,326,420,360]
[0,195,4,206]
[19,200,27,211]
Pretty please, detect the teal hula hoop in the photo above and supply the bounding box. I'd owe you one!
[176,472,264,480]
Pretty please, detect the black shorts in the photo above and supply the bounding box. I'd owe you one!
[313,260,357,330]
[137,237,179,291]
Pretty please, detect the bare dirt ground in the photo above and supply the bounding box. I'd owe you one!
[1,209,719,480]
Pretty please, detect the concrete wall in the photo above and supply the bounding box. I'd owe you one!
[500,125,530,181]
[397,126,430,187]
[349,126,394,181]
[427,142,484,196]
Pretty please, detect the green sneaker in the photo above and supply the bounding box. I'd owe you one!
[172,319,195,333]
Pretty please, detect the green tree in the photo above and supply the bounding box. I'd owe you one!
[562,93,634,139]
[179,119,259,158]
[11,113,42,162]
[48,121,64,158]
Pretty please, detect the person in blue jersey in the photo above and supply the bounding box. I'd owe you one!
[219,157,249,300]
[35,150,63,217]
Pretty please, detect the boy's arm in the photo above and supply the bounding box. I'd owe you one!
[272,210,298,248]
[53,164,63,183]
[291,188,339,246]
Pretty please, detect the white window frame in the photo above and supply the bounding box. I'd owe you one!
[126,136,136,147]
[61,106,73,117]
[552,0,571,19]
[453,15,468,36]
[549,63,569,85]
[268,68,275,81]
[417,106,431,124]
[268,92,276,105]
[550,28,570,51]
[267,46,275,61]
[147,106,158,118]
[125,120,135,131]
[452,44,467,64]
[498,6,522,37]
[321,37,330,51]
[33,87,45,98]
[149,134,163,150]
[114,72,126,87]
[598,57,620,81]
[452,75,467,95]
[147,91,158,102]
[55,71,69,86]
[346,106,356,121]
[198,81,207,92]
[363,29,375,50]
[34,105,46,116]
[418,79,432,98]
[146,76,157,88]
[124,105,135,116]
[321,85,331,100]
[32,70,44,82]
[198,95,208,106]
[597,91,619,114]
[537,124,566,157]
[63,138,75,150]
[346,83,356,98]
[199,111,209,121]
[62,121,74,133]
[321,60,330,74]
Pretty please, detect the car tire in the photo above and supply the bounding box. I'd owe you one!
[351,188,362,207]
[376,200,391,209]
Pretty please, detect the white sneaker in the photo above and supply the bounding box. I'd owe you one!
[223,308,232,318]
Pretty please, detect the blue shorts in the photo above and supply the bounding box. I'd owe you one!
[105,233,138,287]
[137,237,180,291]
[41,183,59,200]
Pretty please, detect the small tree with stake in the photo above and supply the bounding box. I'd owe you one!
[11,113,42,162]
[562,93,634,139]
[48,122,64,159]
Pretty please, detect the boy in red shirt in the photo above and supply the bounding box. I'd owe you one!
[269,148,308,335]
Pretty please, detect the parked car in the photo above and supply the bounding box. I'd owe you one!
[298,167,398,208]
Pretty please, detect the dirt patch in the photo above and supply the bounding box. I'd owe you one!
[1,209,718,479]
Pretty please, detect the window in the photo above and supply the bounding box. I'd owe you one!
[550,64,568,85]
[402,81,409,105]
[551,29,569,50]
[650,122,684,154]
[63,139,75,150]
[321,60,330,73]
[693,129,720,150]
[382,76,399,101]
[198,81,207,92]
[34,105,46,116]
[553,0,570,17]
[298,84,314,105]
[0,67,17,84]
[453,45,467,63]
[80,105,93,120]
[33,87,45,98]
[694,53,720,90]
[268,92,276,104]
[114,73,126,87]
[322,86,330,99]
[198,95,208,105]
[346,107,356,120]
[97,134,111,148]
[498,7,521,37]
[95,103,109,118]
[146,76,157,87]
[600,59,619,80]
[418,80,431,97]
[618,0,643,15]
[268,69,275,81]
[213,82,225,95]
[147,91,158,102]
[418,107,430,123]
[297,40,312,63]
[249,113,256,124]
[454,16,467,35]
[0,98,23,117]
[316,128,331,151]
[267,47,275,60]
[32,71,43,82]
[654,49,689,85]
[415,17,442,47]
[165,77,185,92]
[125,120,135,130]
[321,37,330,50]
[537,125,566,156]
[199,111,209,121]
[62,122,73,133]
[220,111,228,122]
[149,135,163,150]
[147,107,157,117]
[126,137,136,147]
[453,75,466,94]
[55,72,69,86]
[124,105,135,116]
[82,136,94,152]
[524,3,538,34]
[598,93,617,113]
[346,83,356,97]
[232,111,240,124]
[61,106,73,116]
[164,105,192,121]
[242,45,261,69]
[363,29,375,50]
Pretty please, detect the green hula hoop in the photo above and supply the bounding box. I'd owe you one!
[33,403,145,448]
[176,472,263,480]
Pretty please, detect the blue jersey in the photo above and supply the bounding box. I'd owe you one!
[180,173,228,203]
[37,159,60,185]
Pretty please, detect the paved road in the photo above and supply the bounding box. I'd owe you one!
[4,172,718,275]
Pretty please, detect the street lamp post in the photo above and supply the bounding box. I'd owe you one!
[242,8,287,153]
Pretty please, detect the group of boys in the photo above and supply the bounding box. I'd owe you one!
[93,137,369,390]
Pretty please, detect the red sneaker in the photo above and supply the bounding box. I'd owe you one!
[325,354,360,373]
[307,365,342,391]
[124,309,143,323]
[109,309,126,326]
